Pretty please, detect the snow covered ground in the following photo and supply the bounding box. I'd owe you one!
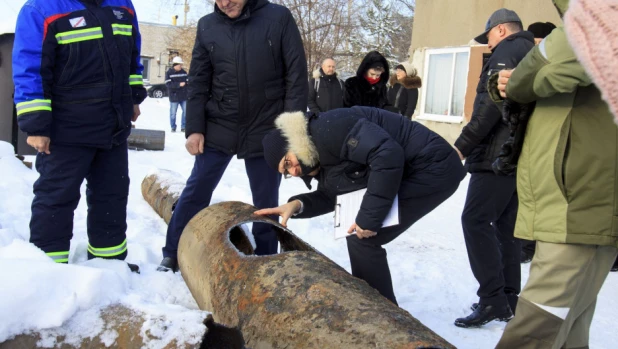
[1,97,616,348]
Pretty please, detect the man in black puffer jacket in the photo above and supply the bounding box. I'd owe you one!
[256,107,466,305]
[453,8,535,328]
[158,0,308,272]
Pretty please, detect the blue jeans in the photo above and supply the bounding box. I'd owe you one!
[170,100,186,130]
[162,147,282,259]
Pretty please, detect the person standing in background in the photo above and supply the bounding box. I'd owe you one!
[387,62,421,119]
[343,51,390,109]
[307,58,344,115]
[165,56,188,133]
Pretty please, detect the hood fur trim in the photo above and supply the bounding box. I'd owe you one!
[275,112,319,166]
[389,74,422,89]
[312,68,338,80]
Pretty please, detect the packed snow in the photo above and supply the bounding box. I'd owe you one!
[0,97,616,348]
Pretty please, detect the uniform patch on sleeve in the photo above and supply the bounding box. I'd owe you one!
[347,138,358,147]
[69,17,87,28]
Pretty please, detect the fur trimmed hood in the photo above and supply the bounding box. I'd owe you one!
[389,74,422,89]
[312,68,338,80]
[274,112,320,166]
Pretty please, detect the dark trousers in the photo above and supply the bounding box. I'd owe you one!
[346,182,461,305]
[30,142,130,260]
[163,147,281,259]
[462,172,520,309]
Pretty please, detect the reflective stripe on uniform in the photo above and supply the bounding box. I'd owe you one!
[87,239,127,257]
[56,27,103,44]
[46,251,69,263]
[16,99,52,116]
[129,75,143,86]
[111,23,132,36]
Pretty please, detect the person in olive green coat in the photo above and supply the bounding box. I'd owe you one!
[488,1,618,347]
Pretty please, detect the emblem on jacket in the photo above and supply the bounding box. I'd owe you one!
[347,138,358,148]
[113,10,126,20]
[69,17,87,28]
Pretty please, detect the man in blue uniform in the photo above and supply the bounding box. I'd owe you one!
[13,0,147,271]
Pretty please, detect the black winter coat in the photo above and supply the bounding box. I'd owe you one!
[387,74,421,118]
[343,51,390,108]
[307,69,344,114]
[165,67,188,102]
[286,107,466,232]
[185,0,308,158]
[454,31,534,173]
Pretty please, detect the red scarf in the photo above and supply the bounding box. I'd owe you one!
[365,76,381,85]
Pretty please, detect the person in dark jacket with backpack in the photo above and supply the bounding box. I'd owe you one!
[307,58,344,114]
[158,0,308,272]
[343,51,390,108]
[452,8,535,328]
[255,107,466,305]
[165,56,188,132]
[12,0,146,271]
[387,62,421,119]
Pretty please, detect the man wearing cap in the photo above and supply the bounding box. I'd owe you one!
[165,56,188,132]
[453,8,535,328]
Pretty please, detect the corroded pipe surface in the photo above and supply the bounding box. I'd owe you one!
[0,305,199,349]
[141,171,185,224]
[177,201,455,349]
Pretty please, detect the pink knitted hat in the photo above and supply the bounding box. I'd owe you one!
[564,0,618,124]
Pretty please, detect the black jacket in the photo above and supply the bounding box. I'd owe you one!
[454,31,535,173]
[185,0,308,158]
[343,51,390,108]
[307,69,344,114]
[387,74,421,118]
[165,67,188,102]
[284,107,466,232]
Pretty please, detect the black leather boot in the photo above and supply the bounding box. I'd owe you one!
[157,257,179,272]
[455,304,513,328]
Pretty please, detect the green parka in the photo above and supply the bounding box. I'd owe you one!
[489,0,618,248]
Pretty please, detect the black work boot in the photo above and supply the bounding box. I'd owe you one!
[455,304,514,328]
[157,257,179,272]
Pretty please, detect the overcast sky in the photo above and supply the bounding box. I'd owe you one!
[0,0,212,34]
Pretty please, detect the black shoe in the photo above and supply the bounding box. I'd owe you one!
[181,128,185,132]
[520,250,533,263]
[455,304,513,328]
[171,128,176,133]
[157,257,178,272]
[611,257,618,272]
[127,262,140,274]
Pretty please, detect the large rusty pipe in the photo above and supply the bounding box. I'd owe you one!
[142,172,454,348]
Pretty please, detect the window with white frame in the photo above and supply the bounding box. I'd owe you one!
[419,47,470,123]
